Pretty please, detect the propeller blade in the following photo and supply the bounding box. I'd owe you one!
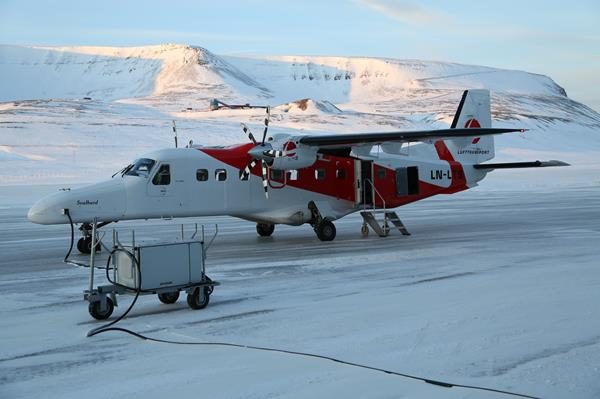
[241,123,257,144]
[261,106,270,145]
[261,160,269,199]
[261,123,268,145]
[239,159,257,180]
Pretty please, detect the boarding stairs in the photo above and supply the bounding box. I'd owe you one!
[359,179,410,237]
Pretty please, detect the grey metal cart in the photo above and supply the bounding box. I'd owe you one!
[83,224,219,320]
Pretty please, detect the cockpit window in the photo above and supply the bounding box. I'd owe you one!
[152,164,171,185]
[124,158,156,177]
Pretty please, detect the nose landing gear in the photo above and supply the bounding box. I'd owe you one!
[77,222,110,254]
[77,236,101,254]
[256,222,275,237]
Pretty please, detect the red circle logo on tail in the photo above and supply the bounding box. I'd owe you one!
[465,118,481,128]
[465,118,481,144]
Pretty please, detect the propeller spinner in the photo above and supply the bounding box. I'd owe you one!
[239,107,287,198]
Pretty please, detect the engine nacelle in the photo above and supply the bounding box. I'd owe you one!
[269,141,318,170]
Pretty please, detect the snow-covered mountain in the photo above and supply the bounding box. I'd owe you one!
[1,44,599,185]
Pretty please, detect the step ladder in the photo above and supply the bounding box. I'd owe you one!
[359,178,410,238]
[360,210,411,237]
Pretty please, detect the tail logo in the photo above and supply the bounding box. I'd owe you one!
[465,118,481,144]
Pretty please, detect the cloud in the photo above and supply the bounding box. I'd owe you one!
[354,0,449,25]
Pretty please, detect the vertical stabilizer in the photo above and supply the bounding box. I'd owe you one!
[445,89,495,163]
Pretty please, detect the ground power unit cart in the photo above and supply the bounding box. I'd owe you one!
[84,226,219,320]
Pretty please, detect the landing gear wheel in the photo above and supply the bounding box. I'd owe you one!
[158,291,180,304]
[187,287,210,310]
[77,237,86,253]
[88,298,114,320]
[77,237,101,255]
[361,224,369,237]
[316,220,336,242]
[256,223,275,237]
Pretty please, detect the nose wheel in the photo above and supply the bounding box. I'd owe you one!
[77,222,104,254]
[77,237,101,254]
[256,223,275,237]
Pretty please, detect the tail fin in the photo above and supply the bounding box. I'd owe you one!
[445,89,494,163]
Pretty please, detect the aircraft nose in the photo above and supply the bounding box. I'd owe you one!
[27,179,127,225]
[27,192,70,225]
[27,200,45,224]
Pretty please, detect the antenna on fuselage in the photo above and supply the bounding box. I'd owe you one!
[172,120,178,148]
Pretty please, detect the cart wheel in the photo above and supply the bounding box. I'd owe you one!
[158,291,180,304]
[187,287,210,310]
[88,298,114,320]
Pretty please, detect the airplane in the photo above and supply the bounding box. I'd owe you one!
[27,89,568,253]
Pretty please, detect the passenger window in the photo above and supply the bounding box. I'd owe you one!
[152,164,170,185]
[271,169,284,180]
[315,168,326,180]
[196,169,208,182]
[336,169,346,180]
[215,169,227,181]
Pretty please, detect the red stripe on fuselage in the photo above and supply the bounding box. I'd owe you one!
[370,164,461,209]
[434,140,468,193]
[198,145,356,202]
[369,141,468,208]
[199,142,468,208]
[200,143,255,170]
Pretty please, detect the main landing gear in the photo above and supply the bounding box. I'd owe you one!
[315,219,336,241]
[308,201,336,242]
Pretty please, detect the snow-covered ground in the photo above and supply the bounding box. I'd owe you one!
[1,44,600,398]
[1,186,599,398]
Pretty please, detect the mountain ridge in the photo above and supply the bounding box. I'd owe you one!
[1,43,599,185]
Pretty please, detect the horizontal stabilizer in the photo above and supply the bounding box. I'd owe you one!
[473,160,570,170]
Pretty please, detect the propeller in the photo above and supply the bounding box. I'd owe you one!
[239,107,287,198]
[242,124,257,145]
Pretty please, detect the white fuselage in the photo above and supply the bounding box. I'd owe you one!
[27,144,487,227]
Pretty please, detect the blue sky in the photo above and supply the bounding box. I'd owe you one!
[1,0,599,110]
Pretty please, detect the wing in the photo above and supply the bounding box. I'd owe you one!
[298,128,523,148]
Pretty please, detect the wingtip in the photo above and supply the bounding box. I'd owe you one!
[548,160,570,167]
